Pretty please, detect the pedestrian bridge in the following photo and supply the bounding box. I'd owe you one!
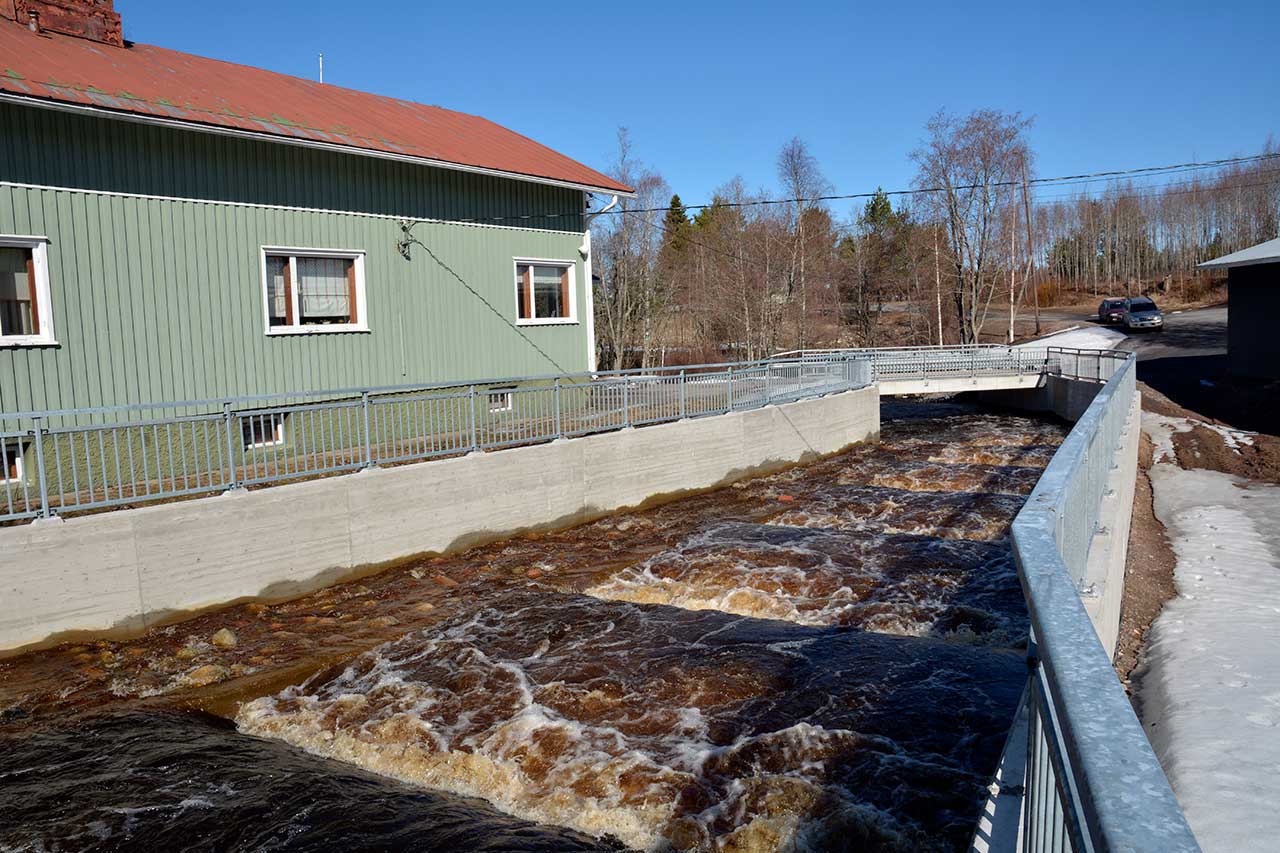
[776,344,1122,397]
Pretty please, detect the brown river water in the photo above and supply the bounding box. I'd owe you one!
[0,401,1067,852]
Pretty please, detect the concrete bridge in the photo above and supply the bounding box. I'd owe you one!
[779,344,1122,414]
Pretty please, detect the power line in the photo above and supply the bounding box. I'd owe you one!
[396,220,571,375]
[429,150,1280,227]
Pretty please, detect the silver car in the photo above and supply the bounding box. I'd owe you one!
[1123,297,1164,332]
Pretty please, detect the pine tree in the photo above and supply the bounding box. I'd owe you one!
[662,194,692,252]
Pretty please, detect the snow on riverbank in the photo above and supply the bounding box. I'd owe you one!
[1015,325,1127,351]
[1137,412,1280,852]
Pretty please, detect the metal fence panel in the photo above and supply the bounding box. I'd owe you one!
[0,354,879,523]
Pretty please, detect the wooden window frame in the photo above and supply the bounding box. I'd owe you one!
[0,236,56,347]
[513,258,577,326]
[260,246,369,335]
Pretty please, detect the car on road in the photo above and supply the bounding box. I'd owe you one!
[1098,298,1127,324]
[1122,296,1164,332]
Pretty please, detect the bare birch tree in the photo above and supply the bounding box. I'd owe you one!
[912,109,1033,343]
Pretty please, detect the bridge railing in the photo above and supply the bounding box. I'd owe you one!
[1012,350,1198,852]
[0,355,873,523]
[776,344,1130,384]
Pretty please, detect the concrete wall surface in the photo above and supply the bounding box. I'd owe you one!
[0,386,879,653]
[979,373,1103,422]
[1080,392,1142,655]
[980,376,1137,654]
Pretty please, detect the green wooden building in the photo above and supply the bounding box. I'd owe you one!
[0,1,632,427]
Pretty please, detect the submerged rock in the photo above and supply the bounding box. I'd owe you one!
[181,664,229,687]
[210,628,238,649]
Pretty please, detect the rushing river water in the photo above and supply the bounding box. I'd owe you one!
[0,401,1067,852]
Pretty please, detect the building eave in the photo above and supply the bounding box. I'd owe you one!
[0,91,637,199]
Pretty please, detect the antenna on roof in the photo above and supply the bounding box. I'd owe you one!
[318,52,324,84]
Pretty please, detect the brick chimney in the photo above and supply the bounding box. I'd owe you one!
[8,0,123,46]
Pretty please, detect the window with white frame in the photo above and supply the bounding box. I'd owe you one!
[241,412,285,449]
[0,236,55,346]
[514,260,575,324]
[1,440,24,484]
[488,385,516,413]
[263,248,367,333]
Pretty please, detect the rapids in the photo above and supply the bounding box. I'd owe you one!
[0,401,1067,852]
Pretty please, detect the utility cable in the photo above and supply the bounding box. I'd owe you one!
[396,220,571,375]
[423,151,1280,227]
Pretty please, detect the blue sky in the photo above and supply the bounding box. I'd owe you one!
[117,0,1277,218]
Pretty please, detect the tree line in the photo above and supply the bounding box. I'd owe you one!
[591,118,1279,368]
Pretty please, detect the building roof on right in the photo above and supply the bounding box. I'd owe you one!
[1198,237,1280,270]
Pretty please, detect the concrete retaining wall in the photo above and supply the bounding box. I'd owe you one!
[979,373,1104,422]
[0,386,879,653]
[1079,392,1142,656]
[980,376,1140,657]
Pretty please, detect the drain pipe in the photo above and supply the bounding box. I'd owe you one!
[580,194,618,374]
[580,194,619,253]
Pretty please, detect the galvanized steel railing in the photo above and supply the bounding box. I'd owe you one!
[778,344,1126,387]
[0,355,871,523]
[1011,350,1198,852]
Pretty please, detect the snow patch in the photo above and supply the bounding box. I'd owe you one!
[1143,412,1255,464]
[1136,444,1280,851]
[1016,325,1126,352]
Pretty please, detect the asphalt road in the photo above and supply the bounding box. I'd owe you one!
[1118,305,1227,362]
[1109,304,1276,430]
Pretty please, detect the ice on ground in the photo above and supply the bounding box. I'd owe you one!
[1136,412,1280,852]
[1144,413,1256,463]
[1016,325,1126,351]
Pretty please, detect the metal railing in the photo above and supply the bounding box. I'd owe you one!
[1010,350,1198,852]
[0,355,871,523]
[778,344,1127,386]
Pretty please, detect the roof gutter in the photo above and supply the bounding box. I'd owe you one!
[0,91,637,199]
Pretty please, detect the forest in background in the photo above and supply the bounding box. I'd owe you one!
[590,113,1279,368]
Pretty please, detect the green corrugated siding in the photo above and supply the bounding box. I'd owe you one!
[0,103,585,228]
[0,103,593,415]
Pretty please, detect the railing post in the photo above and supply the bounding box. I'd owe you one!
[361,391,373,468]
[727,366,734,411]
[679,369,687,419]
[222,402,238,491]
[621,376,631,426]
[467,385,478,451]
[553,378,563,439]
[765,361,773,403]
[32,416,50,518]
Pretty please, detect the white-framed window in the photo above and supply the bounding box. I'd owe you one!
[0,236,55,347]
[514,259,576,325]
[488,385,516,413]
[1,440,24,484]
[261,247,368,334]
[241,412,285,449]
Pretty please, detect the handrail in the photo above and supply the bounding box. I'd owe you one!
[0,354,873,522]
[1012,352,1199,851]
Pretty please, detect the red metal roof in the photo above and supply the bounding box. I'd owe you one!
[0,19,633,195]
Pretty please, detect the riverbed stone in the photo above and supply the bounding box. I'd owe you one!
[181,664,229,687]
[210,628,238,648]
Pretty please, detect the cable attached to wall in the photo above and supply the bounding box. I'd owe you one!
[396,219,571,375]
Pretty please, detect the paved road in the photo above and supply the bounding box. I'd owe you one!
[1119,305,1227,362]
[1111,304,1273,429]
